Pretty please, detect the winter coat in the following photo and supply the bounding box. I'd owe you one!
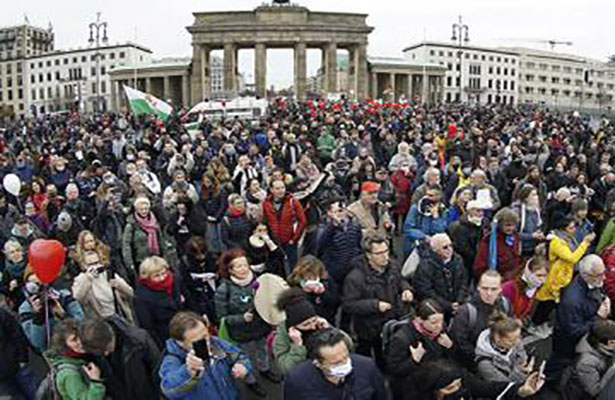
[403,204,449,253]
[189,192,228,235]
[535,232,590,303]
[0,205,20,247]
[19,289,84,352]
[214,279,271,343]
[273,321,309,376]
[475,329,528,384]
[347,199,392,237]
[566,335,615,400]
[0,307,29,380]
[291,279,340,325]
[178,254,217,322]
[447,216,487,273]
[414,251,469,314]
[283,354,386,400]
[97,315,162,400]
[121,215,169,274]
[390,170,413,215]
[449,294,512,370]
[261,193,306,246]
[501,280,535,320]
[385,321,455,397]
[159,336,251,400]
[44,350,106,400]
[512,202,543,255]
[553,276,603,360]
[474,230,521,281]
[317,219,363,284]
[342,256,412,340]
[134,280,182,348]
[221,212,252,250]
[72,270,135,324]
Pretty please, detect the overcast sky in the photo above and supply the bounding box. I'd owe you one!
[2,0,613,88]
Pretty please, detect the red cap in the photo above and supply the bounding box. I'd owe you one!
[361,181,380,193]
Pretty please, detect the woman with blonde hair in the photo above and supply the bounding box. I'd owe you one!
[287,255,340,324]
[134,256,182,347]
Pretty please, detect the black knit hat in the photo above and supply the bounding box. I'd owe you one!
[277,288,317,327]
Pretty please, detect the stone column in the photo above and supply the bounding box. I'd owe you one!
[294,42,307,101]
[325,42,337,93]
[145,77,152,94]
[407,74,413,101]
[255,43,267,99]
[224,43,237,93]
[110,80,117,112]
[371,72,378,100]
[348,46,357,100]
[422,74,429,104]
[355,44,368,100]
[389,73,396,102]
[163,76,171,101]
[182,74,190,107]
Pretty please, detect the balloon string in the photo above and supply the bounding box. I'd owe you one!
[44,286,51,349]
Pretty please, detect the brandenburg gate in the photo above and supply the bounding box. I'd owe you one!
[187,5,374,101]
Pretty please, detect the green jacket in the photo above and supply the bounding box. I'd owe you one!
[121,215,169,272]
[272,321,354,376]
[273,321,308,376]
[597,218,615,254]
[44,350,106,400]
[316,134,335,158]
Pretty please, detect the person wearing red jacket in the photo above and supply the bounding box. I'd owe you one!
[262,179,306,276]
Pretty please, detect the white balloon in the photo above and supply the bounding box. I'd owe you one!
[3,174,21,196]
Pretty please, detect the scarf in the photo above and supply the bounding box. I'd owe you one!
[230,270,256,288]
[228,206,244,218]
[138,273,174,299]
[6,259,26,278]
[520,259,543,298]
[135,212,160,254]
[411,317,440,340]
[519,203,542,233]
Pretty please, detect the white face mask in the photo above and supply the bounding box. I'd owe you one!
[328,358,353,378]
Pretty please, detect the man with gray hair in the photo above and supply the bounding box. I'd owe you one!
[414,233,469,316]
[548,254,610,382]
[411,167,441,204]
[470,169,501,210]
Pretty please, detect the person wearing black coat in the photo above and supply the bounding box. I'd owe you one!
[547,256,608,382]
[79,316,162,400]
[342,231,413,369]
[178,236,218,323]
[385,299,456,399]
[134,256,183,348]
[221,194,253,251]
[317,200,363,285]
[0,307,37,399]
[414,234,470,317]
[447,204,488,280]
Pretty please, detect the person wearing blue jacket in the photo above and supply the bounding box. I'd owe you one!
[403,185,448,256]
[159,311,252,400]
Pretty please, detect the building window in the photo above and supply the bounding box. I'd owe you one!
[6,77,12,87]
[456,77,460,87]
[18,89,23,99]
[82,56,86,62]
[47,72,52,81]
[430,50,435,56]
[39,88,44,99]
[464,53,469,59]
[30,75,35,84]
[30,63,35,69]
[469,64,481,75]
[510,81,515,91]
[552,77,560,84]
[503,81,508,90]
[447,76,452,86]
[489,66,493,74]
[447,63,453,70]
[496,67,501,75]
[55,59,60,66]
[456,63,460,71]
[481,55,486,61]
[469,77,481,89]
[47,87,52,98]
[101,81,106,93]
[473,54,478,60]
[446,92,452,102]
[100,66,106,75]
[56,71,60,80]
[488,79,493,89]
[511,69,515,76]
[31,89,36,100]
[119,51,126,58]
[538,88,546,95]
[92,82,97,93]
[63,58,68,65]
[539,76,547,83]
[91,67,96,76]
[439,51,444,56]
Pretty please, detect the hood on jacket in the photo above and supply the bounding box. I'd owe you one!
[475,329,514,365]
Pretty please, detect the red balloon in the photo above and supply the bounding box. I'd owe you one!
[28,239,65,284]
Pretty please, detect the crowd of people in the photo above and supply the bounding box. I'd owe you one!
[1,99,615,399]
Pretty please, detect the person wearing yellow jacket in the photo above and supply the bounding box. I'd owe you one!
[532,215,595,326]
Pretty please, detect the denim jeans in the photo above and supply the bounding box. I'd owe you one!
[282,243,298,276]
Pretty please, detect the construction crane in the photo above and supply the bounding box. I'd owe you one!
[498,38,573,51]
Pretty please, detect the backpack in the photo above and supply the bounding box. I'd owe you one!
[381,314,413,360]
[449,298,512,331]
[35,363,88,400]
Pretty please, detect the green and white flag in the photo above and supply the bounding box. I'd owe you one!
[123,85,172,121]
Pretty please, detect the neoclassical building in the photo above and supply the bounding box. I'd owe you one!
[109,3,445,110]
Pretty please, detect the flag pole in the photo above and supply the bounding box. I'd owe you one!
[133,26,138,89]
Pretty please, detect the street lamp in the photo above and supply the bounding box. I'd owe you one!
[89,12,108,113]
[451,15,469,103]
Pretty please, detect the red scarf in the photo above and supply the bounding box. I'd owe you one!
[139,273,174,299]
[62,349,88,360]
[135,212,160,254]
[411,317,440,340]
[228,206,244,218]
